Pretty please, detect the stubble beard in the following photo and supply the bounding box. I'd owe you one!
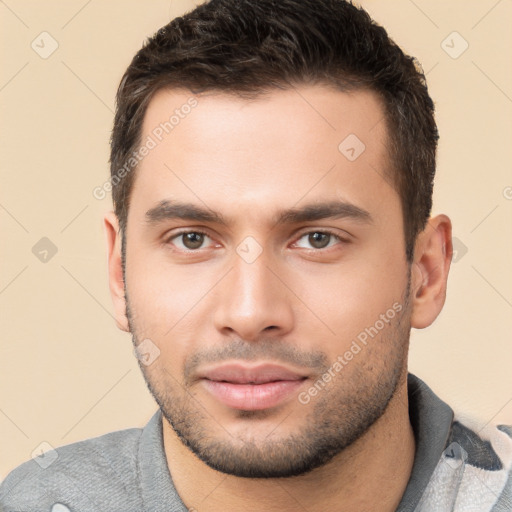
[125,273,412,478]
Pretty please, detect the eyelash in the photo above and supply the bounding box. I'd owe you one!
[165,229,348,252]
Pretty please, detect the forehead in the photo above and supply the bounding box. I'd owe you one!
[130,85,398,227]
[142,85,388,156]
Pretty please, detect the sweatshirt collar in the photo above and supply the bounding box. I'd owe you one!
[396,373,454,511]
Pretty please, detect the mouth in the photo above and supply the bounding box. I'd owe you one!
[198,363,308,411]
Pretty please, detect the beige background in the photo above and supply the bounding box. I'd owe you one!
[1,0,511,479]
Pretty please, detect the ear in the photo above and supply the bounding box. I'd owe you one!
[410,214,453,329]
[104,211,130,332]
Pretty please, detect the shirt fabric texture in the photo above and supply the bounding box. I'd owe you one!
[1,374,511,511]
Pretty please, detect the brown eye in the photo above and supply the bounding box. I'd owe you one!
[169,231,211,250]
[294,231,342,250]
[181,232,205,249]
[308,232,331,249]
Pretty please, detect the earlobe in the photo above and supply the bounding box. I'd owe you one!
[104,211,130,332]
[410,215,453,329]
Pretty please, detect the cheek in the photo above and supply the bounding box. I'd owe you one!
[126,254,221,369]
[126,243,219,327]
[293,256,406,341]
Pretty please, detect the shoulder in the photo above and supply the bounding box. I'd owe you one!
[452,418,512,510]
[449,417,512,472]
[0,426,144,511]
[420,417,512,511]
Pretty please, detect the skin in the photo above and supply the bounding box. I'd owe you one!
[105,85,453,511]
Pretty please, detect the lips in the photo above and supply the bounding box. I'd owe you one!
[199,363,308,410]
[200,363,307,384]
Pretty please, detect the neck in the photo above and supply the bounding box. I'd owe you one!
[162,374,415,512]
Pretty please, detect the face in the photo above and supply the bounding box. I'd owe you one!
[121,85,413,478]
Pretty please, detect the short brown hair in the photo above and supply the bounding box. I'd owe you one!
[110,0,438,261]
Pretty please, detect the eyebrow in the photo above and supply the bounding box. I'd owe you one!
[146,200,226,225]
[274,201,372,225]
[145,199,373,227]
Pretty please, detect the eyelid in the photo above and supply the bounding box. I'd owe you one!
[291,228,352,246]
[165,227,209,240]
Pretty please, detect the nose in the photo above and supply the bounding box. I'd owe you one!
[212,248,295,342]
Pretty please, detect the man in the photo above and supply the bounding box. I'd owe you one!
[1,0,511,510]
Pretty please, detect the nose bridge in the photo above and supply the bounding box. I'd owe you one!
[213,243,294,340]
[232,250,272,308]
